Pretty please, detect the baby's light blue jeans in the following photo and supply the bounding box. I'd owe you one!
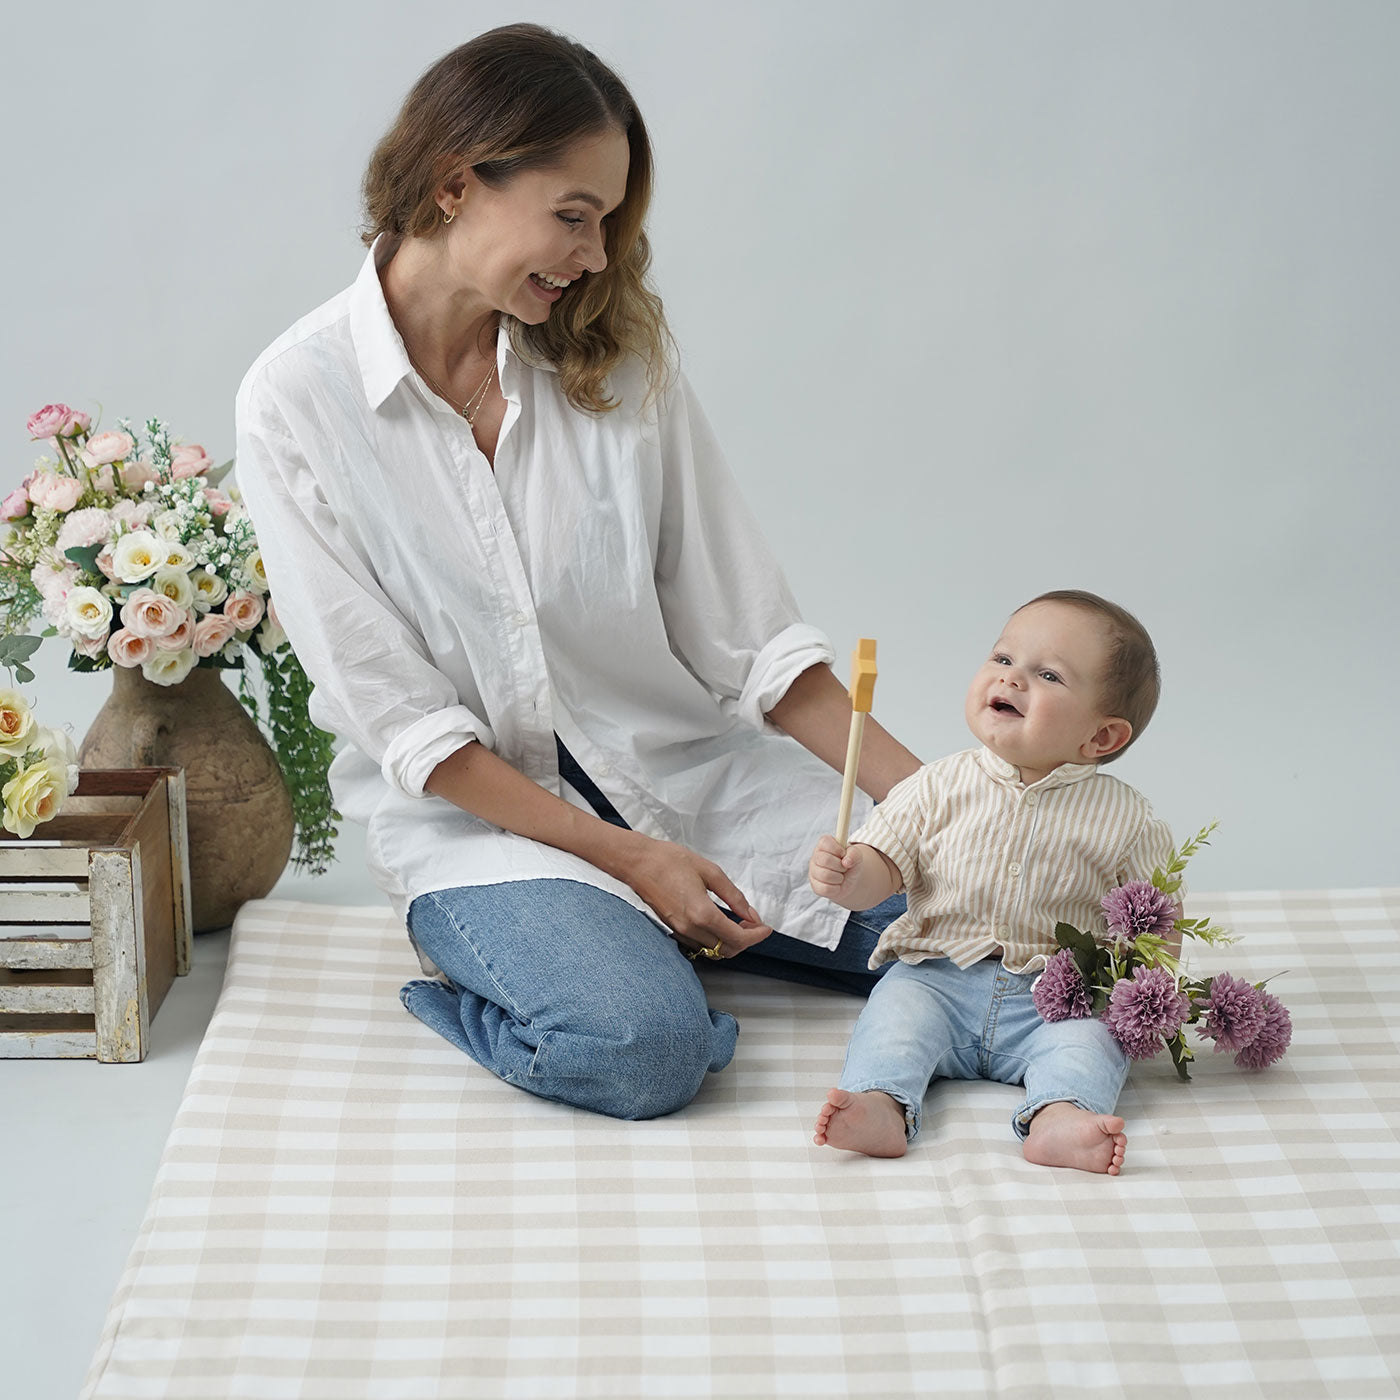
[839,956,1129,1143]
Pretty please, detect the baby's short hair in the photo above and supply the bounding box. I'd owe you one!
[1019,589,1160,762]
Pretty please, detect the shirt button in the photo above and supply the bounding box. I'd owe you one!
[512,610,528,626]
[1025,792,1038,806]
[596,761,613,776]
[998,926,1012,940]
[1008,863,1022,877]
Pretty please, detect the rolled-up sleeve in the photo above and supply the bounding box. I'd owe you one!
[235,371,484,798]
[653,371,834,730]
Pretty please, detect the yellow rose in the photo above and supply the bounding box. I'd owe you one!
[2,762,65,838]
[0,689,35,756]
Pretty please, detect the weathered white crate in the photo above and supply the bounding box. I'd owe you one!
[0,768,192,1062]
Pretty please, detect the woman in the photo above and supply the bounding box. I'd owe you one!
[236,23,921,1120]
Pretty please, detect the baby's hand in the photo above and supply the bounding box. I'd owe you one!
[809,834,859,903]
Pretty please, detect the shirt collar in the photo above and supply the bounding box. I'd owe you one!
[975,745,1098,791]
[350,240,555,411]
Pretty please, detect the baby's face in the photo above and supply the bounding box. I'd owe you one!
[964,601,1120,782]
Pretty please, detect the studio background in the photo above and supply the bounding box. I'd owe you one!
[3,0,1396,898]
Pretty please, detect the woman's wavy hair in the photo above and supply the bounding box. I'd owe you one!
[362,24,671,413]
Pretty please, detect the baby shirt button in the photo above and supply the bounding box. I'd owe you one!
[1008,862,1022,877]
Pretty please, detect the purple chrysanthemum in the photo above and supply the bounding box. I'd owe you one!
[1102,880,1179,946]
[1197,972,1268,1054]
[1233,991,1292,1070]
[1101,964,1191,1060]
[1033,949,1093,1022]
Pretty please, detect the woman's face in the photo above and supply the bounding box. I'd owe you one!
[444,127,631,325]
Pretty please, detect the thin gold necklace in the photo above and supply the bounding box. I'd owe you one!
[411,354,497,426]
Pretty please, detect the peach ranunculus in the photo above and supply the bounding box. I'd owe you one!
[118,460,158,493]
[202,488,232,516]
[223,591,265,632]
[170,444,212,479]
[153,614,196,652]
[119,587,184,639]
[26,471,84,513]
[106,628,153,668]
[26,404,84,440]
[192,612,237,657]
[82,430,135,467]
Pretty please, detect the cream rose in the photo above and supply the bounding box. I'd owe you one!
[241,550,269,595]
[2,762,64,838]
[190,567,228,612]
[111,530,163,583]
[0,689,35,755]
[150,564,195,610]
[106,627,153,668]
[120,587,183,639]
[63,586,113,641]
[141,648,197,686]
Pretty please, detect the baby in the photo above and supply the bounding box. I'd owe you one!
[810,590,1174,1175]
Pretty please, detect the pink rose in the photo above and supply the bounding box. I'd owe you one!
[192,612,237,658]
[72,632,109,659]
[109,499,153,529]
[106,628,153,668]
[202,488,232,516]
[95,547,117,580]
[27,404,80,440]
[0,488,30,521]
[120,588,183,639]
[26,472,84,513]
[90,465,116,495]
[119,460,158,493]
[153,614,196,651]
[67,409,92,436]
[170,445,212,480]
[223,591,265,631]
[83,430,135,468]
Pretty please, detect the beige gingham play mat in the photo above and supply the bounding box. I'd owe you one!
[82,891,1400,1399]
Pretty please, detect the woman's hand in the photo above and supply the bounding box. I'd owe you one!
[617,832,772,959]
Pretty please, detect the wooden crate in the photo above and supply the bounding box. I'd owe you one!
[0,768,192,1062]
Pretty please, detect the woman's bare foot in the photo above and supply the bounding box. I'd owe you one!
[1022,1101,1127,1175]
[813,1088,908,1158]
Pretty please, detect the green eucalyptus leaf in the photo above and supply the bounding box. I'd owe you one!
[0,633,42,667]
[64,544,103,574]
[204,458,235,487]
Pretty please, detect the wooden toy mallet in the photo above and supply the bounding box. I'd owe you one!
[835,638,877,844]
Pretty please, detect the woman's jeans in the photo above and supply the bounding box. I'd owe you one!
[403,880,905,1121]
[840,957,1130,1143]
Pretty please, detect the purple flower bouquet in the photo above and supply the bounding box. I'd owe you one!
[1032,823,1291,1081]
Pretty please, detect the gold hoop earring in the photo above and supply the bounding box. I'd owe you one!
[442,209,455,225]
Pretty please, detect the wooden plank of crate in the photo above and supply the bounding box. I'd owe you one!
[0,968,95,1014]
[76,767,170,798]
[0,846,93,879]
[1,814,130,846]
[0,1016,97,1058]
[130,777,178,1016]
[166,770,192,977]
[0,938,93,970]
[90,845,148,1063]
[0,889,91,924]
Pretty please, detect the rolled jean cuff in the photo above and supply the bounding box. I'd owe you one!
[841,1080,922,1143]
[1012,1093,1115,1141]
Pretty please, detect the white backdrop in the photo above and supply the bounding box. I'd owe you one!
[3,0,1396,896]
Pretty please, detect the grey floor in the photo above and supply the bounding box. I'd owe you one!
[1,828,387,1400]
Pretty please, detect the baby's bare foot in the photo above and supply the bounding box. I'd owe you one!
[1022,1101,1127,1175]
[812,1088,908,1158]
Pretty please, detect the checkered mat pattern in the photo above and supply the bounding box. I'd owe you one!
[82,891,1400,1399]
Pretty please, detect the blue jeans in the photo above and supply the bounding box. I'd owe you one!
[840,957,1129,1143]
[403,880,905,1121]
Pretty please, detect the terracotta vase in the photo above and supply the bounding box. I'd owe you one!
[79,665,294,932]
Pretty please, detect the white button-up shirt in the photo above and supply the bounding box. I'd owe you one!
[235,246,869,947]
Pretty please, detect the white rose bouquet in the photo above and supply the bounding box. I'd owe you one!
[0,687,79,838]
[1,404,335,871]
